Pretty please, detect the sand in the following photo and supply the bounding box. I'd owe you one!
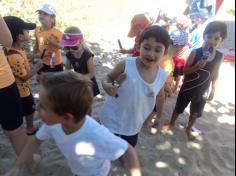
[0,41,235,176]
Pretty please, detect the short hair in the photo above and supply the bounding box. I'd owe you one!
[64,26,82,34]
[40,71,93,123]
[139,25,170,50]
[203,21,228,40]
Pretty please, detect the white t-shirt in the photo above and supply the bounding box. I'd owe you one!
[101,57,167,136]
[36,116,128,176]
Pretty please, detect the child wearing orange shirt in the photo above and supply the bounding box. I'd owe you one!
[0,15,27,157]
[4,16,43,135]
[34,3,63,73]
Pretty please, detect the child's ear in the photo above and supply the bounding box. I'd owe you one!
[17,34,24,41]
[164,48,168,55]
[61,113,75,123]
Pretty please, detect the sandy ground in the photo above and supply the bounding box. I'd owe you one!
[0,42,235,176]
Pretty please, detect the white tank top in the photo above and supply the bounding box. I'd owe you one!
[101,57,167,136]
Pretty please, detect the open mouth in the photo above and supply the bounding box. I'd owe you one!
[145,57,155,63]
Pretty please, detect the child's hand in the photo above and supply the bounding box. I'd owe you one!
[35,60,44,70]
[207,91,215,101]
[45,37,55,45]
[196,59,207,69]
[4,166,20,176]
[105,73,126,97]
[120,48,128,54]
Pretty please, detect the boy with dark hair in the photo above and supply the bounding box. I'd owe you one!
[162,21,228,140]
[4,16,43,135]
[5,71,141,176]
[101,25,170,146]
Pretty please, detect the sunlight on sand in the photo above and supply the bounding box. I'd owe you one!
[173,147,181,154]
[187,142,202,150]
[102,62,114,69]
[155,161,169,168]
[217,115,235,125]
[156,141,171,150]
[177,157,186,165]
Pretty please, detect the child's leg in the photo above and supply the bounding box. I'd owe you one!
[185,115,198,141]
[161,108,180,132]
[21,94,37,135]
[186,99,206,140]
[5,125,27,156]
[26,113,37,134]
[173,76,181,94]
[161,90,191,132]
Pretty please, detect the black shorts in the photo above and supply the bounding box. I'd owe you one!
[115,133,139,147]
[21,94,36,116]
[38,64,64,74]
[173,66,184,77]
[175,90,206,118]
[0,83,23,131]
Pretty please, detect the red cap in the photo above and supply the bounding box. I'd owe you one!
[128,14,152,38]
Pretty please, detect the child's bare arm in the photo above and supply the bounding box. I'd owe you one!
[183,50,207,75]
[4,137,43,176]
[65,58,72,70]
[86,57,96,79]
[208,56,224,101]
[155,87,165,119]
[46,38,63,49]
[102,60,126,97]
[121,145,141,176]
[21,60,43,81]
[0,16,13,47]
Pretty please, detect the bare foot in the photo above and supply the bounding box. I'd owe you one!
[27,154,41,173]
[161,124,174,133]
[186,129,197,141]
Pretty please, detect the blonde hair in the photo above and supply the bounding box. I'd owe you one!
[50,14,56,28]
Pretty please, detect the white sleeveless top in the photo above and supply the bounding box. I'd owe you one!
[101,57,167,136]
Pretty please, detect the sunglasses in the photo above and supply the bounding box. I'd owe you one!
[64,46,79,51]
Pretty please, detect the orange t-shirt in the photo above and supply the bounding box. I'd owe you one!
[0,47,15,89]
[7,48,30,97]
[160,55,174,85]
[35,26,63,65]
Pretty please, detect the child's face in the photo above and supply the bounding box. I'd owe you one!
[17,30,30,42]
[204,32,223,48]
[140,37,166,67]
[38,11,53,27]
[67,43,83,56]
[37,86,61,125]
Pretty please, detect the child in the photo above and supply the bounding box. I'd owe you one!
[101,25,170,147]
[0,15,27,157]
[189,9,209,50]
[4,16,43,135]
[162,21,227,140]
[120,13,152,57]
[5,71,141,176]
[170,29,189,94]
[61,26,100,97]
[34,3,63,73]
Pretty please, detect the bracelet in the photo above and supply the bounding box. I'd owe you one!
[112,80,120,87]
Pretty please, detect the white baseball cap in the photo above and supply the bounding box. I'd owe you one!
[37,3,56,15]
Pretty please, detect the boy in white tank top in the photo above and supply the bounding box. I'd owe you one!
[101,25,170,147]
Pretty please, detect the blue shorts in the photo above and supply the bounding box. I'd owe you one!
[0,83,23,130]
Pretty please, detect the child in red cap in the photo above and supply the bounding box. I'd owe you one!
[119,13,152,57]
